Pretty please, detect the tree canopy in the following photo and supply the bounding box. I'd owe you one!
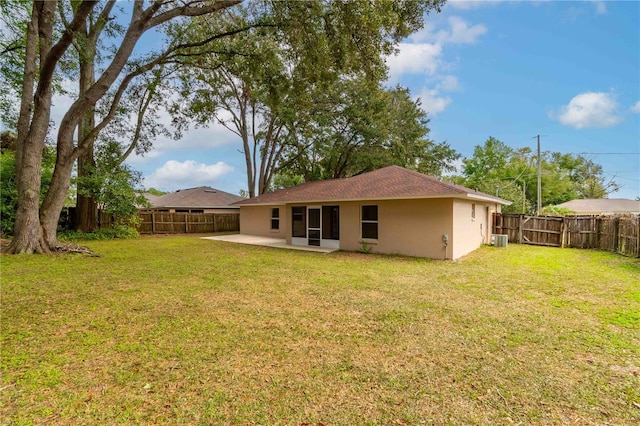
[455,137,619,214]
[169,1,448,196]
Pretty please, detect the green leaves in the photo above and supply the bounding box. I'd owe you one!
[458,137,619,213]
[169,0,447,195]
[279,78,459,182]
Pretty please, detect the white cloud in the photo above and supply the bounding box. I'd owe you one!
[410,17,487,46]
[446,0,503,11]
[443,16,488,45]
[148,125,237,158]
[144,160,234,191]
[387,16,486,115]
[126,103,239,164]
[591,1,607,15]
[416,88,452,116]
[554,92,622,129]
[438,75,462,92]
[386,42,443,81]
[630,101,640,113]
[388,16,486,82]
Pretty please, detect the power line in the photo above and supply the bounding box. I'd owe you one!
[575,152,640,155]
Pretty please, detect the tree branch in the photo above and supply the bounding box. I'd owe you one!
[37,1,97,103]
[117,83,156,165]
[146,0,243,29]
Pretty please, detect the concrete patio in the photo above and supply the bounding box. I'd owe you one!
[201,234,338,253]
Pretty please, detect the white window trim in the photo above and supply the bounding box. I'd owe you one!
[360,204,379,241]
[270,208,280,231]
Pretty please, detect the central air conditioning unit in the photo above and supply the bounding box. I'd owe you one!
[491,234,508,247]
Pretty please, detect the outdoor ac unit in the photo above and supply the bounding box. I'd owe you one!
[492,234,508,247]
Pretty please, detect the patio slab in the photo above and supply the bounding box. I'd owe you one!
[201,234,338,253]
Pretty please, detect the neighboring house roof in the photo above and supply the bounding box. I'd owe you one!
[141,192,162,205]
[234,165,510,206]
[145,186,245,209]
[556,198,640,215]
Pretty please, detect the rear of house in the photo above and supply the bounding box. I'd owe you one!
[235,166,508,260]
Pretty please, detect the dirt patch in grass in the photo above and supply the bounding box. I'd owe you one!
[1,239,639,424]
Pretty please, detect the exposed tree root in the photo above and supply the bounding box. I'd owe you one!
[3,238,50,254]
[50,242,101,256]
[1,239,100,256]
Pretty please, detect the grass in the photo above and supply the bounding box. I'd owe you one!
[1,236,639,425]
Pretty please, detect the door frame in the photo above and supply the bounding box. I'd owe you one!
[307,206,321,246]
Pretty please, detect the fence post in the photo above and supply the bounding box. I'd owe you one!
[185,214,188,233]
[613,217,620,254]
[213,214,217,233]
[637,217,640,257]
[518,214,523,244]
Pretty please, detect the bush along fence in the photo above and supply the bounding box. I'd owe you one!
[493,213,640,258]
[60,208,240,234]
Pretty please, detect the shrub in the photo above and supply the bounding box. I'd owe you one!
[58,225,139,241]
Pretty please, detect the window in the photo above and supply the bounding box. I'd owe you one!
[471,203,476,220]
[361,205,378,240]
[271,208,280,230]
[308,208,320,228]
[291,206,306,237]
[322,206,340,240]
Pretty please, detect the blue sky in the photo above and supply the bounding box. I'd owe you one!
[125,1,638,200]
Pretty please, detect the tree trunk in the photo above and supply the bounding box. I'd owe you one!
[7,1,55,254]
[10,144,49,253]
[40,156,75,247]
[75,191,98,232]
[75,32,98,233]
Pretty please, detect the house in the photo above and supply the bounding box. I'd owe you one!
[142,186,245,213]
[555,198,640,215]
[233,166,510,260]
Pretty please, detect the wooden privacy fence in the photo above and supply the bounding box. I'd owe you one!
[493,213,640,257]
[61,208,240,234]
[137,212,239,234]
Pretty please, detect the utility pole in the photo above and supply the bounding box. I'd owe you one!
[536,135,542,216]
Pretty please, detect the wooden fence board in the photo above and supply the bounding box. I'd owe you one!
[137,212,239,234]
[68,209,240,235]
[492,213,640,257]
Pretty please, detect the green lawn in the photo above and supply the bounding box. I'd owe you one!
[1,236,639,425]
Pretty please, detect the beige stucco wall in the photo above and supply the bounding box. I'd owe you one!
[451,200,502,259]
[239,205,287,238]
[338,199,454,259]
[240,198,503,259]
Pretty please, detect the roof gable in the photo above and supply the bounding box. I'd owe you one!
[234,165,508,205]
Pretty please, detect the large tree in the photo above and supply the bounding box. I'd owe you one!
[4,0,252,254]
[278,80,460,183]
[171,0,446,196]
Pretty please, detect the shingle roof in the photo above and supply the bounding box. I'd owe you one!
[234,165,509,205]
[148,186,244,208]
[556,198,640,214]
